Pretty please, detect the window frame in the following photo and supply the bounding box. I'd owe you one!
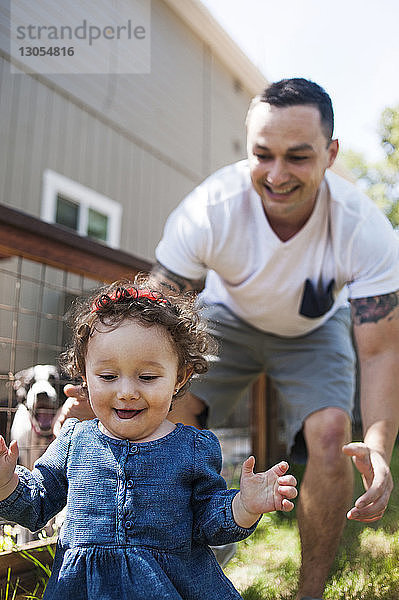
[41,169,122,248]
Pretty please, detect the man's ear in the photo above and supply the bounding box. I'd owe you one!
[327,138,339,168]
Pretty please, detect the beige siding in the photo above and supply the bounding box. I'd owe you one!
[210,56,253,171]
[0,53,197,261]
[2,0,207,179]
[0,0,263,261]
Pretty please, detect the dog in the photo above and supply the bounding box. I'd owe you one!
[11,365,65,470]
[10,365,67,543]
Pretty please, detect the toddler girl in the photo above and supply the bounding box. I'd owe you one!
[0,278,297,599]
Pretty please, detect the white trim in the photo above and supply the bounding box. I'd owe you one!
[41,169,122,248]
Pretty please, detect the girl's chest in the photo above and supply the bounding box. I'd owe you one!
[66,446,193,509]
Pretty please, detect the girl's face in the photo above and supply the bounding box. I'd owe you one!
[84,319,190,442]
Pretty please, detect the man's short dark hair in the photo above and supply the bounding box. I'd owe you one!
[260,78,334,141]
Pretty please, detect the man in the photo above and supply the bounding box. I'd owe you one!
[150,78,399,599]
[60,78,399,599]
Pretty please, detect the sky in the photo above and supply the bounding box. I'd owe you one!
[200,0,399,162]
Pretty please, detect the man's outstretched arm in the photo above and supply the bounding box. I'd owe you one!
[344,290,399,521]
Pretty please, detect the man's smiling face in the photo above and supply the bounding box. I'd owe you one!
[247,102,338,230]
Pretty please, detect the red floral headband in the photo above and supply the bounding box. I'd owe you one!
[91,287,168,312]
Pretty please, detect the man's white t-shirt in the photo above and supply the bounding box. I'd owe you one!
[156,160,399,337]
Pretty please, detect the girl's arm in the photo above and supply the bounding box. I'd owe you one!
[0,437,19,500]
[0,419,76,531]
[192,430,263,546]
[192,431,297,544]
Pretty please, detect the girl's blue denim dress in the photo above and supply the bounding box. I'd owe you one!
[0,419,259,599]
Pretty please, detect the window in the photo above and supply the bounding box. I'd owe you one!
[41,170,122,248]
[56,194,79,231]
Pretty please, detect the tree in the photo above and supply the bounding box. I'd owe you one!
[341,105,399,228]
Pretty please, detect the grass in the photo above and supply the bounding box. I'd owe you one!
[2,446,399,599]
[224,444,399,599]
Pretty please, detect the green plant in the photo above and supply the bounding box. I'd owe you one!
[0,544,53,600]
[1,568,19,600]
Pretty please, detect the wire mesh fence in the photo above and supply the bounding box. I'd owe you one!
[0,255,102,542]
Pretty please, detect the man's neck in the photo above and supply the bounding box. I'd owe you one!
[266,210,313,242]
[264,195,319,242]
[269,221,302,242]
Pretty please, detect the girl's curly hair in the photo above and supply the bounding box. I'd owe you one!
[60,275,215,400]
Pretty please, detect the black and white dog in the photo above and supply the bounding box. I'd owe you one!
[10,365,67,543]
[11,365,65,470]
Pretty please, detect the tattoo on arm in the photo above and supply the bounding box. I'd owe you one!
[350,291,399,325]
[150,262,204,294]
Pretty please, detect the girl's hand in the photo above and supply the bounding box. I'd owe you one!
[0,436,19,501]
[232,457,298,528]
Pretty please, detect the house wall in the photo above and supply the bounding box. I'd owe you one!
[0,0,262,262]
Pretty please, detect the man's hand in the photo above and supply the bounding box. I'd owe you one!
[342,442,393,522]
[232,457,297,528]
[53,385,95,436]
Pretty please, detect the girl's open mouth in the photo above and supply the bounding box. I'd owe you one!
[114,409,144,420]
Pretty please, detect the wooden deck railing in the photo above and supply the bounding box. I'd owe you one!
[0,203,151,281]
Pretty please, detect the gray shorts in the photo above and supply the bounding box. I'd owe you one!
[190,303,356,452]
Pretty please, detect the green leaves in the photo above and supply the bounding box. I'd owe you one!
[341,105,399,228]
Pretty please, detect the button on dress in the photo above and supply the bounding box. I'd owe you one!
[0,419,258,599]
